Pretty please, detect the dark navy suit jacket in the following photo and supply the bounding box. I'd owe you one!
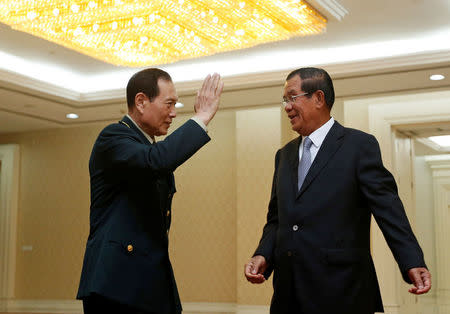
[254,121,426,314]
[77,116,210,313]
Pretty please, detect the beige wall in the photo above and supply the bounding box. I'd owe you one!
[0,104,283,305]
[236,106,281,305]
[0,124,106,299]
[169,110,237,303]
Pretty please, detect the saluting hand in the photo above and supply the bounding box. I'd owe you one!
[194,73,224,126]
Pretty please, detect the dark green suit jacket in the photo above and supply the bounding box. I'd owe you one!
[77,116,210,313]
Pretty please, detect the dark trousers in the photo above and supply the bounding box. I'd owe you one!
[270,257,304,314]
[82,294,153,314]
[269,257,374,314]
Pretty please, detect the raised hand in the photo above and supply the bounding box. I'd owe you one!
[194,73,224,126]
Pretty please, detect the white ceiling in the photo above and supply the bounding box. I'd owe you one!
[0,0,449,133]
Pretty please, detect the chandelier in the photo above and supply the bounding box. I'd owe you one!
[0,0,327,67]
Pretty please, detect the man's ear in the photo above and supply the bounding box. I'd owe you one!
[134,93,147,114]
[314,90,326,109]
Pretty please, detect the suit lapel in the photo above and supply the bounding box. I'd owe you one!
[296,121,345,199]
[288,137,302,198]
[120,116,176,193]
[120,115,152,145]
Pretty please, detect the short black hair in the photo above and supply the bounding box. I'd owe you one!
[286,67,335,109]
[126,68,172,109]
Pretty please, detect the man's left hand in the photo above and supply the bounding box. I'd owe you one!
[407,267,431,294]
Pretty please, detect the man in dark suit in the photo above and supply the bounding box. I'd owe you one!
[244,67,431,314]
[77,68,223,314]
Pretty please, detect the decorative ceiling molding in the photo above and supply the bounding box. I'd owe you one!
[425,155,450,171]
[1,49,449,105]
[307,0,348,21]
[416,137,450,153]
[0,68,80,102]
[0,59,449,133]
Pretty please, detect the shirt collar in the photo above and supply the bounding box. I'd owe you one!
[306,117,335,148]
[126,114,155,144]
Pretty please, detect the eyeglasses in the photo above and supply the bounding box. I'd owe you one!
[282,92,309,107]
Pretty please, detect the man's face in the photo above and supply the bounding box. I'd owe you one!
[283,75,317,136]
[141,79,178,136]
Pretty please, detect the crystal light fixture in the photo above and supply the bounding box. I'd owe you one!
[0,0,327,66]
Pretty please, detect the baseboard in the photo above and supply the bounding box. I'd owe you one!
[4,300,270,313]
[182,302,235,313]
[0,300,7,312]
[235,305,270,314]
[6,299,83,313]
[182,303,270,314]
[3,299,442,314]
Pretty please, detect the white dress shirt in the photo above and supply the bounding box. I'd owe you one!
[299,117,335,164]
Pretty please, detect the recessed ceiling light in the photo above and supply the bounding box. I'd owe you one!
[428,135,450,147]
[175,102,184,108]
[66,113,79,119]
[429,74,445,81]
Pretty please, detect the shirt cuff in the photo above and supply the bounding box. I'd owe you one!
[190,116,208,133]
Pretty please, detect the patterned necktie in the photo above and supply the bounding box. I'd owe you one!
[298,137,313,191]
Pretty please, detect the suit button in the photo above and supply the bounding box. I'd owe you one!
[287,251,292,257]
[127,244,133,252]
[293,225,299,231]
[166,210,170,217]
[168,193,172,199]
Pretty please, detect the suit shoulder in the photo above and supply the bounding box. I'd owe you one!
[280,137,300,152]
[98,122,136,137]
[101,121,128,132]
[341,127,381,154]
[93,122,141,149]
[343,127,377,142]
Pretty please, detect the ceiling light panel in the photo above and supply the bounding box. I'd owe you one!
[428,135,450,147]
[0,0,327,66]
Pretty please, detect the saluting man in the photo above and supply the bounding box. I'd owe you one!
[77,68,223,314]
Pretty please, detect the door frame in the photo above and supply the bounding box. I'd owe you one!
[0,144,20,311]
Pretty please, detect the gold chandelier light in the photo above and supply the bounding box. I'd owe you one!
[0,0,327,66]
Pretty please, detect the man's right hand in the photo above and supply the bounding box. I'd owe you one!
[244,255,267,284]
[194,73,224,126]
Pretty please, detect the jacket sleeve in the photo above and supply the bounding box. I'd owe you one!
[357,134,426,283]
[97,119,210,176]
[253,149,280,279]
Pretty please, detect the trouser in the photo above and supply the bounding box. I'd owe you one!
[82,294,155,314]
